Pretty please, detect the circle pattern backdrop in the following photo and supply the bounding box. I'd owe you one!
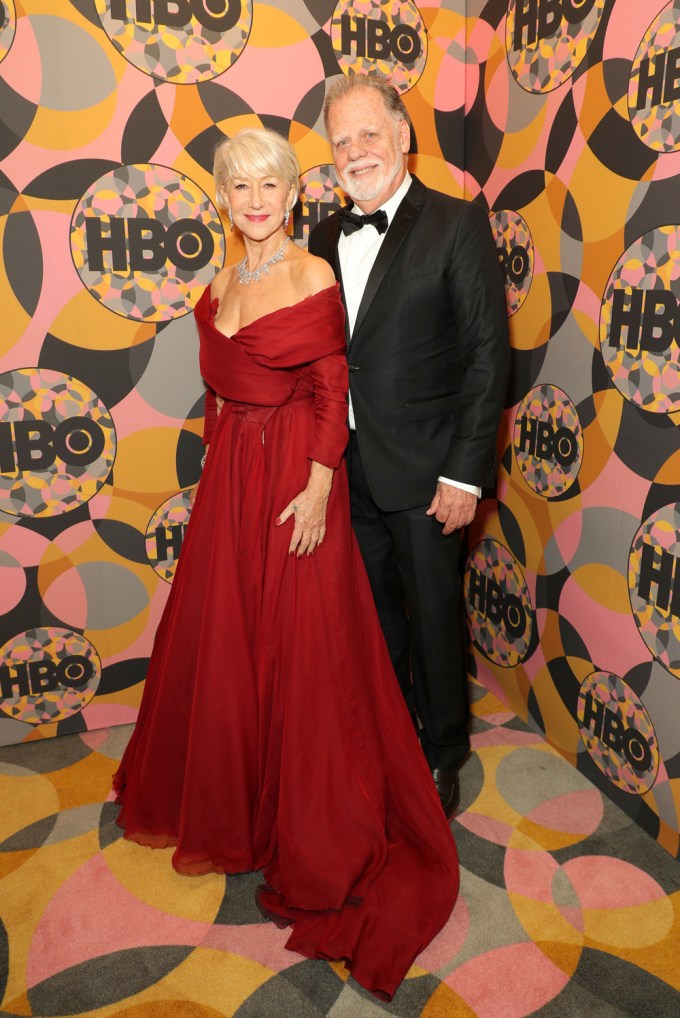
[577,670,660,795]
[2,0,680,861]
[513,384,583,499]
[0,0,463,751]
[466,0,680,858]
[70,164,226,322]
[599,225,680,413]
[0,627,101,725]
[628,0,680,152]
[489,209,534,316]
[295,164,345,247]
[94,0,253,83]
[145,489,194,582]
[0,0,16,60]
[330,0,429,93]
[0,368,116,517]
[464,539,534,669]
[629,502,680,678]
[505,0,607,93]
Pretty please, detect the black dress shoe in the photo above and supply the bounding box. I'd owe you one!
[431,768,460,819]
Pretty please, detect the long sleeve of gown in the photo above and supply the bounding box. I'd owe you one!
[203,387,217,445]
[307,349,349,470]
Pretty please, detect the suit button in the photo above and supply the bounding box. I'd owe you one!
[348,364,360,372]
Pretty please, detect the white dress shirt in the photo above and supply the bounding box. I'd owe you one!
[337,173,480,499]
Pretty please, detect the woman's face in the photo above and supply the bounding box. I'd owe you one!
[223,174,295,242]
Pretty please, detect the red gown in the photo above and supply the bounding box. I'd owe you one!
[114,283,459,1001]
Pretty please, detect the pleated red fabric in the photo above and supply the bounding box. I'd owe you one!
[113,283,459,1001]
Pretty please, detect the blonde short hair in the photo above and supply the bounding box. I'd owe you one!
[213,129,300,209]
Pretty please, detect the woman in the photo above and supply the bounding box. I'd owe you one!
[114,128,459,1002]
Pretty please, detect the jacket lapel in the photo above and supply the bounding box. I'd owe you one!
[325,213,343,280]
[323,214,351,346]
[349,176,425,346]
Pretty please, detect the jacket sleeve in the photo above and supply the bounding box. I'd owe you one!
[442,201,510,487]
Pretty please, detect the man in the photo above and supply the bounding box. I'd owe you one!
[309,73,509,818]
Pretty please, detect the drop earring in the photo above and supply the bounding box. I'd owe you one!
[228,207,234,231]
[284,208,290,230]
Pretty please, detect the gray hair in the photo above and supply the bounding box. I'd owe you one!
[323,73,412,138]
[213,129,300,209]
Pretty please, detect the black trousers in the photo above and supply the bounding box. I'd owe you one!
[347,432,470,770]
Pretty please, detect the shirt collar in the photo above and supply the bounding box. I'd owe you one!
[344,171,412,230]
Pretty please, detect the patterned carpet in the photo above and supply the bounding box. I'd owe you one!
[1,678,679,1018]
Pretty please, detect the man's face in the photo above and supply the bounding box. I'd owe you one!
[328,88,409,213]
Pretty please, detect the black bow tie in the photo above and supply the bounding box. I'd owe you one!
[339,206,389,235]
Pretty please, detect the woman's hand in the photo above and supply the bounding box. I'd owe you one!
[276,462,333,556]
[190,445,209,507]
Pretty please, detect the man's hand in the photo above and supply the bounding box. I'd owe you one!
[426,482,477,535]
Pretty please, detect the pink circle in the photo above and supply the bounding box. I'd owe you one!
[0,552,26,614]
[223,37,323,119]
[434,47,465,112]
[447,941,570,1017]
[561,856,666,909]
[1,10,41,103]
[527,789,604,837]
[0,527,50,567]
[505,844,558,903]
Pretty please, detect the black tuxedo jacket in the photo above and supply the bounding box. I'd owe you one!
[309,176,510,512]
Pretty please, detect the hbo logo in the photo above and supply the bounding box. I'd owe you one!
[467,569,527,638]
[633,45,680,112]
[498,244,530,286]
[608,288,679,354]
[516,416,578,468]
[0,419,105,473]
[293,200,342,241]
[637,543,680,619]
[0,657,95,698]
[581,692,653,774]
[340,14,422,64]
[154,522,186,562]
[109,0,241,31]
[85,216,215,273]
[512,0,596,51]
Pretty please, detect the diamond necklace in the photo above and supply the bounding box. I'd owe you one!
[237,235,290,285]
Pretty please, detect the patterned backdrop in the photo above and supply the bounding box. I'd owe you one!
[465,0,680,858]
[0,2,464,729]
[1,0,679,858]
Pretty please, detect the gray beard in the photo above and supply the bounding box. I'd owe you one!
[339,153,403,205]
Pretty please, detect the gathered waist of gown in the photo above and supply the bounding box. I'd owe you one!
[218,391,314,426]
